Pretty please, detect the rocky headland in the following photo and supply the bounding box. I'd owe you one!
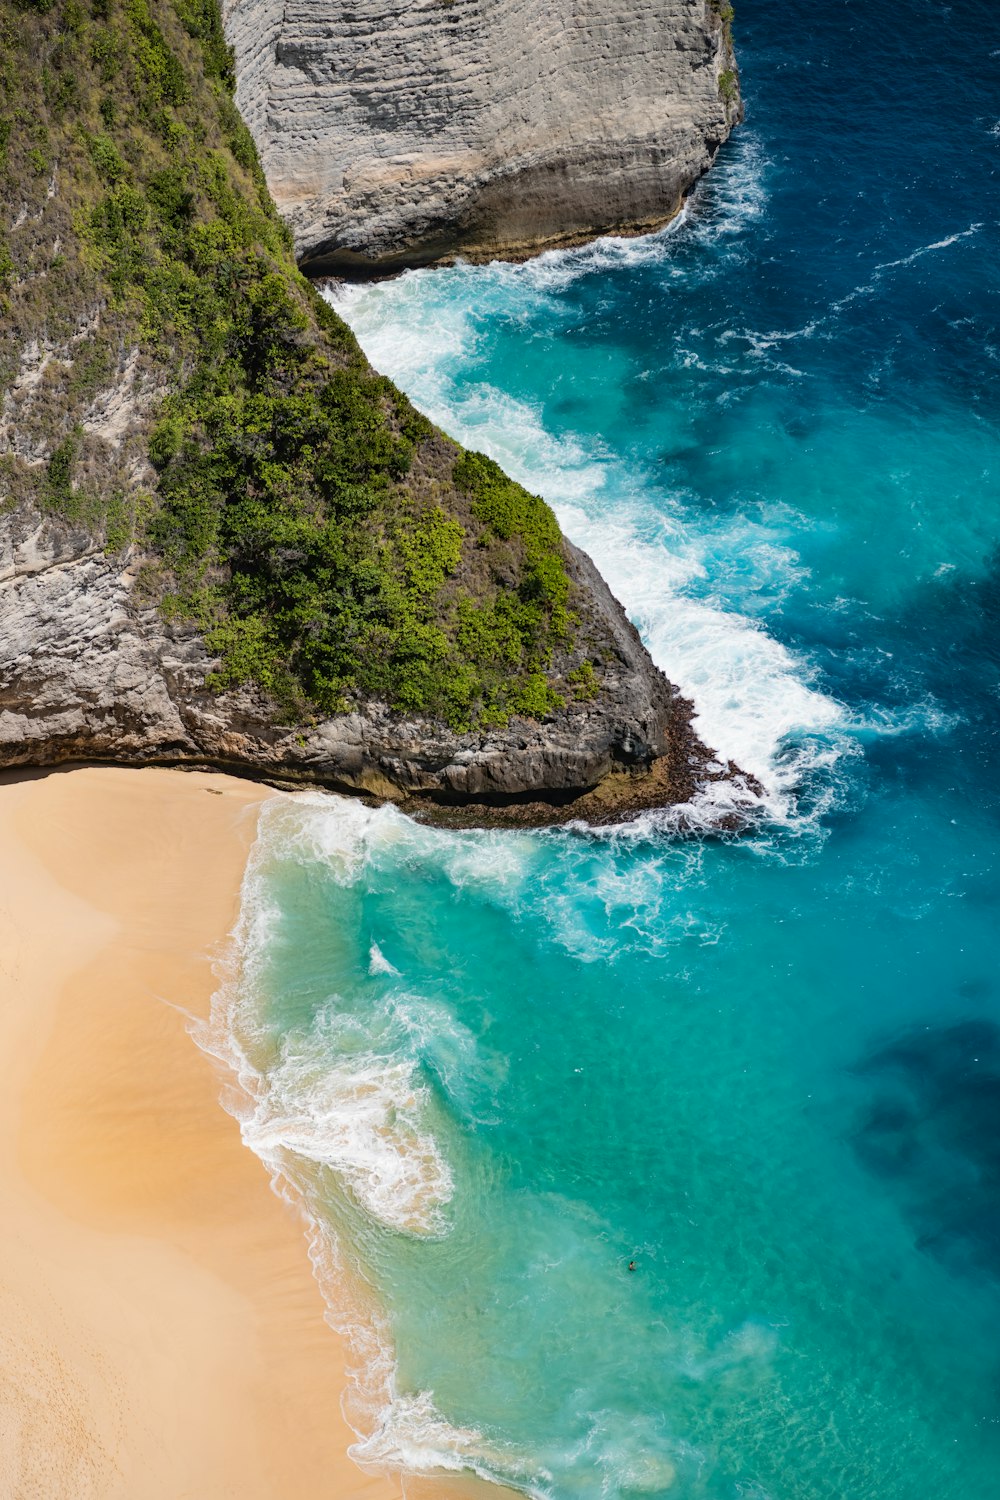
[0,0,742,823]
[0,496,719,819]
[223,0,741,274]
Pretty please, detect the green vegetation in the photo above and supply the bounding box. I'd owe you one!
[710,0,736,67]
[0,0,581,731]
[710,0,735,32]
[719,68,739,104]
[567,660,599,702]
[44,428,80,509]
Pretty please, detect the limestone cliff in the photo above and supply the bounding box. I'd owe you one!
[0,0,735,822]
[223,0,741,274]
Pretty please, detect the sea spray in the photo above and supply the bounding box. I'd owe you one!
[329,137,848,829]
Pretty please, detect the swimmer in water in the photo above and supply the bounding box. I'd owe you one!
[628,1260,637,1272]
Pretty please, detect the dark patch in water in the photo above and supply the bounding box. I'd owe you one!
[852,1021,1000,1278]
[796,543,1000,825]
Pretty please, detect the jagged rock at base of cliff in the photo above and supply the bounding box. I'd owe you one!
[223,0,741,274]
[0,508,722,823]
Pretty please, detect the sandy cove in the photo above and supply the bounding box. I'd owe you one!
[0,765,495,1500]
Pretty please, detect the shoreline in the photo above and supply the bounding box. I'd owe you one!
[0,765,495,1499]
[0,716,750,831]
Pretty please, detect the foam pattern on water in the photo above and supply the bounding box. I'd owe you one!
[199,746,1000,1498]
[199,803,460,1238]
[330,138,850,829]
[332,123,973,832]
[192,795,545,1491]
[192,794,790,1493]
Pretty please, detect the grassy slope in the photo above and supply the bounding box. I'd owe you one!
[0,0,598,733]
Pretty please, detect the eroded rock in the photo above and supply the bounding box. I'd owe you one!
[223,0,741,274]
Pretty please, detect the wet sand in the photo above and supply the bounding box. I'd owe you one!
[0,766,491,1500]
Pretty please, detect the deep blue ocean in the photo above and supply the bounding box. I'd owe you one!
[208,5,1000,1496]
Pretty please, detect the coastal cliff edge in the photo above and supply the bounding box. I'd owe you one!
[0,0,743,824]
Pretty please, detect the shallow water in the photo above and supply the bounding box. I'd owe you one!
[213,3,1000,1495]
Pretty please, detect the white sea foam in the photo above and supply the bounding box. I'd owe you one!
[365,132,769,314]
[193,800,464,1237]
[185,115,981,1500]
[827,222,983,316]
[261,790,415,883]
[571,1412,704,1497]
[194,790,801,1492]
[506,130,770,292]
[332,130,965,835]
[726,222,984,358]
[350,1388,544,1493]
[190,803,546,1494]
[327,134,863,832]
[290,1130,539,1496]
[240,1025,454,1236]
[844,695,961,741]
[260,787,540,893]
[369,942,400,976]
[333,281,845,828]
[874,223,983,273]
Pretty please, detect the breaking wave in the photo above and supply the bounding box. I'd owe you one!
[191,795,546,1494]
[330,139,851,834]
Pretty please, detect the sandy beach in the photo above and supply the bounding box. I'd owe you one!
[0,765,486,1500]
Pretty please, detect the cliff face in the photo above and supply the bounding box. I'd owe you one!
[0,0,730,822]
[223,0,741,274]
[0,506,709,817]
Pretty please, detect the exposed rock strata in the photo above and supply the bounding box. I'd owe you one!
[222,0,741,274]
[0,509,715,821]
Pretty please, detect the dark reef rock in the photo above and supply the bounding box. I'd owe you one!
[852,1020,1000,1280]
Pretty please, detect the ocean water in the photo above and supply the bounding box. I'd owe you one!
[206,4,1000,1496]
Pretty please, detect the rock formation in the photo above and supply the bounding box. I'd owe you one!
[0,504,711,820]
[0,0,742,823]
[222,0,741,274]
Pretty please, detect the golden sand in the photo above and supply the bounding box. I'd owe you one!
[0,765,497,1500]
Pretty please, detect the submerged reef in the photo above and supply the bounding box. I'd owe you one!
[853,1021,1000,1280]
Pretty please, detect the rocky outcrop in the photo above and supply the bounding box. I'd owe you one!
[222,0,741,274]
[0,509,712,821]
[0,0,745,825]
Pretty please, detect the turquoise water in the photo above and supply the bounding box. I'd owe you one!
[212,4,1000,1496]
